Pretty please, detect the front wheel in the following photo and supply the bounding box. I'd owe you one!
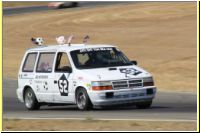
[76,88,92,110]
[24,88,40,110]
[136,100,152,109]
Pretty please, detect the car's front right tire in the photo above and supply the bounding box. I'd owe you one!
[76,88,92,110]
[24,88,40,110]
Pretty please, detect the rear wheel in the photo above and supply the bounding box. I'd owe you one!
[136,100,152,109]
[24,88,40,110]
[76,88,92,110]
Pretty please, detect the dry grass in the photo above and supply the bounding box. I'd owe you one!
[3,119,197,131]
[3,2,47,8]
[3,2,197,92]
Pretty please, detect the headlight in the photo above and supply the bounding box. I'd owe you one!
[91,81,113,91]
[143,77,154,87]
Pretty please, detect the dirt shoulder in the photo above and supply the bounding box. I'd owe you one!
[3,119,197,131]
[3,2,197,92]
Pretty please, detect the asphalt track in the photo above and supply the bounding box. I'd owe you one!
[3,2,135,16]
[3,78,197,121]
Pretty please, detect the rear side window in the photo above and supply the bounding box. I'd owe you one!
[22,53,37,72]
[36,53,55,73]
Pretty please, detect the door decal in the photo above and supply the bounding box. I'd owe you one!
[43,81,48,91]
[58,74,69,96]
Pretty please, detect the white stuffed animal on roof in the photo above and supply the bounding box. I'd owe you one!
[31,37,44,46]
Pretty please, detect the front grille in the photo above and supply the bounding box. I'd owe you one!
[112,79,142,90]
[112,81,128,89]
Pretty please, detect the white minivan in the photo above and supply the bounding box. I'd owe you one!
[17,42,156,110]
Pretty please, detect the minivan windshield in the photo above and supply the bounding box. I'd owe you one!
[70,47,133,69]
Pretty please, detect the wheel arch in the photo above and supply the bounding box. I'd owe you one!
[75,86,86,96]
[23,85,34,101]
[75,86,90,103]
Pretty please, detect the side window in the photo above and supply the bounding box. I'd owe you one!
[36,53,55,72]
[22,53,37,72]
[55,52,71,72]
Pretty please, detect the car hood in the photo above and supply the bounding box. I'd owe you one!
[74,65,152,81]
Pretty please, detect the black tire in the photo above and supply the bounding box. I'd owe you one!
[71,2,78,7]
[136,100,152,109]
[58,4,65,9]
[76,88,92,110]
[24,88,40,110]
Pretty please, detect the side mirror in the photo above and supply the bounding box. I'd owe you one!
[131,60,137,65]
[62,66,72,73]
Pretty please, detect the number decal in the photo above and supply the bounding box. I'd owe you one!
[120,68,142,77]
[58,74,69,96]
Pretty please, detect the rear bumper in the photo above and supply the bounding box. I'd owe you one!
[88,87,156,106]
[16,88,24,102]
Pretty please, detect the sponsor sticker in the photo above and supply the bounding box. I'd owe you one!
[35,75,48,79]
[80,47,112,53]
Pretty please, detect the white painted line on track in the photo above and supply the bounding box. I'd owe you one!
[3,117,197,122]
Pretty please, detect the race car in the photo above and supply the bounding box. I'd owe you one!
[48,2,78,9]
[17,36,157,110]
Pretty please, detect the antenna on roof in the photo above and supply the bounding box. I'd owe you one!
[83,35,89,44]
[67,35,74,46]
[31,37,44,46]
[56,36,66,45]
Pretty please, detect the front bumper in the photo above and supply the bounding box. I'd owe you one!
[88,87,156,106]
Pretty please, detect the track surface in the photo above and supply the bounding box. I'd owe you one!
[3,79,197,121]
[3,2,134,16]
